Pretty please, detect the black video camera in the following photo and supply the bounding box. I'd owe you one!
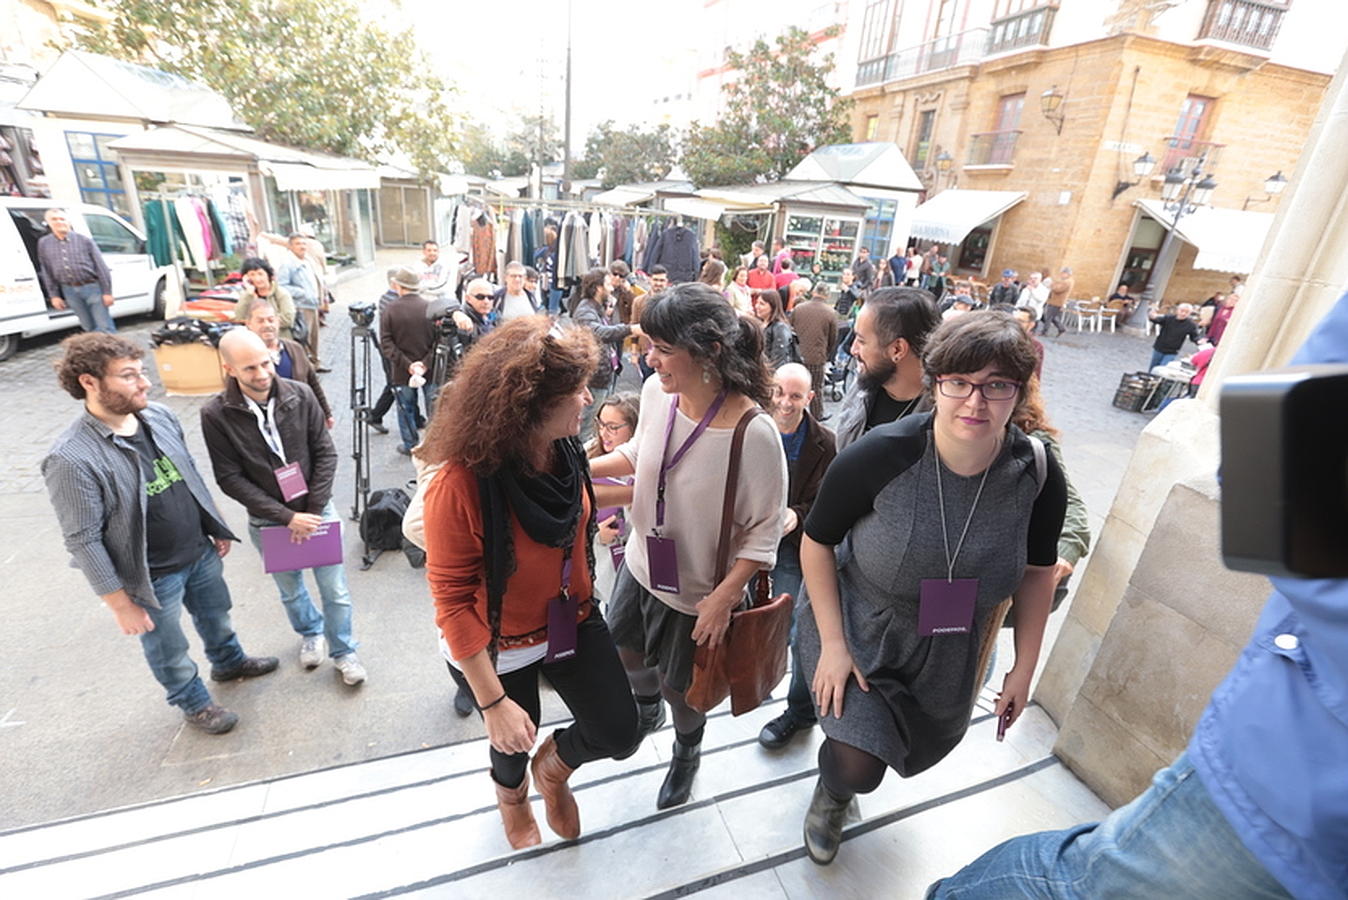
[348,302,376,328]
[1220,365,1348,578]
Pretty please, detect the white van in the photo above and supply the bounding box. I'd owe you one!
[0,199,176,360]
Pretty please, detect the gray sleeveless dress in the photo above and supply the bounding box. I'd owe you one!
[796,413,1062,777]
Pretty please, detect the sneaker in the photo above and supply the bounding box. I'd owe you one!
[396,445,413,456]
[369,421,389,435]
[210,655,280,682]
[184,703,238,734]
[299,635,326,670]
[758,711,813,750]
[335,653,367,686]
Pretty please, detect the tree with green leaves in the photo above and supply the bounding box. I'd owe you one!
[456,114,560,178]
[681,26,853,188]
[68,0,460,177]
[574,120,677,188]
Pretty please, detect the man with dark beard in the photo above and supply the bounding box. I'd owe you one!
[43,334,277,734]
[832,286,942,450]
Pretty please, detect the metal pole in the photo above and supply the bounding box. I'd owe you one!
[1147,152,1207,310]
[562,0,573,195]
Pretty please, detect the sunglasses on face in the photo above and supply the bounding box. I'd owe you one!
[469,293,492,300]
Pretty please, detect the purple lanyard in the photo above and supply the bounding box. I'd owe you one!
[560,557,572,596]
[655,391,726,530]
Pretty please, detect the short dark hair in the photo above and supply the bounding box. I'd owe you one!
[580,267,607,302]
[863,287,941,355]
[752,287,787,324]
[642,283,772,406]
[609,259,630,278]
[780,258,793,271]
[1014,305,1038,324]
[650,264,668,277]
[423,240,439,249]
[240,257,274,282]
[524,266,540,279]
[55,333,144,400]
[923,310,1039,407]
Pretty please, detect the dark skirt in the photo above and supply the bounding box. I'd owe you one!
[607,563,699,693]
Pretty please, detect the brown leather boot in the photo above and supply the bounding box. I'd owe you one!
[493,772,541,849]
[529,734,580,839]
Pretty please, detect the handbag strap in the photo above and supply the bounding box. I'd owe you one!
[713,406,765,588]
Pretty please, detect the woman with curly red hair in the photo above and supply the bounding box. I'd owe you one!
[418,316,639,850]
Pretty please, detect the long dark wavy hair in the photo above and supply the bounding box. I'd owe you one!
[417,316,599,474]
[641,282,773,407]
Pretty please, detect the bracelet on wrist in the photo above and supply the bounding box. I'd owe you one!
[476,691,508,712]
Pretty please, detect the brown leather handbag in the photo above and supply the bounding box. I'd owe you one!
[685,407,793,715]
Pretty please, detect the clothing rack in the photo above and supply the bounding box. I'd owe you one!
[466,193,681,221]
[143,189,227,289]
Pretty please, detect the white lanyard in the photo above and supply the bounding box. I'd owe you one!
[247,396,286,462]
[933,440,999,583]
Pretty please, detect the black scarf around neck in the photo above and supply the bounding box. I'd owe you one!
[477,436,596,662]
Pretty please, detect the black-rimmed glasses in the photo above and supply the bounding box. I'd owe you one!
[935,378,1021,401]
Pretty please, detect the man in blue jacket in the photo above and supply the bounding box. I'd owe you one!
[928,289,1348,900]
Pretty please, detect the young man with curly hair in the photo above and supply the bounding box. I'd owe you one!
[42,333,278,734]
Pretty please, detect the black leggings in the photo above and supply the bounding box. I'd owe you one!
[458,615,639,789]
[818,738,887,799]
[617,647,706,743]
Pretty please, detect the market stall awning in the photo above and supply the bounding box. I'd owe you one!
[1134,199,1274,274]
[592,186,654,206]
[108,125,380,192]
[909,189,1027,244]
[662,197,727,221]
[260,161,379,192]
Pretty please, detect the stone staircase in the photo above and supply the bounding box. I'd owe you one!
[0,685,1108,899]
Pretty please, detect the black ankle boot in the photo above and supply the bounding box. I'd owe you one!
[803,778,855,865]
[656,741,700,809]
[614,696,666,760]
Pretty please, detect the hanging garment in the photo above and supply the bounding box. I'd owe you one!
[650,225,699,283]
[222,188,251,254]
[142,199,188,267]
[642,222,664,273]
[455,203,475,254]
[521,208,536,272]
[192,199,216,260]
[206,199,230,258]
[471,213,496,276]
[174,197,209,269]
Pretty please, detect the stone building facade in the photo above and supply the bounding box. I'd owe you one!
[844,0,1336,304]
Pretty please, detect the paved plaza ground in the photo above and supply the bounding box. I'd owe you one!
[0,258,1159,895]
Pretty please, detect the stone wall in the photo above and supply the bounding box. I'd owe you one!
[1050,471,1270,806]
[847,33,1331,300]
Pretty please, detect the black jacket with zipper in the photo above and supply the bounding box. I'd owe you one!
[200,376,336,525]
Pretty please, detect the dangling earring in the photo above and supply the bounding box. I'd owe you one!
[702,366,712,384]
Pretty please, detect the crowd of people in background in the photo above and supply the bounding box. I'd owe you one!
[43,211,1312,897]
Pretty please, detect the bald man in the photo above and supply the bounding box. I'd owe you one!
[758,362,837,752]
[201,328,366,686]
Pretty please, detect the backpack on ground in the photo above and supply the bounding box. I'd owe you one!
[360,488,410,552]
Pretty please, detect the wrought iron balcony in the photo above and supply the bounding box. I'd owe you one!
[966,130,1022,166]
[1197,0,1287,52]
[1160,136,1226,176]
[856,27,990,88]
[987,5,1057,55]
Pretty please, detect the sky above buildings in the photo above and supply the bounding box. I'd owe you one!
[385,0,705,152]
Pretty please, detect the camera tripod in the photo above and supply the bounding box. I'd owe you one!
[348,322,382,569]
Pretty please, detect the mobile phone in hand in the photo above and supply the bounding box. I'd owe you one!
[997,702,1014,742]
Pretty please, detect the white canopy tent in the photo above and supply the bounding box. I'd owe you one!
[1134,199,1274,274]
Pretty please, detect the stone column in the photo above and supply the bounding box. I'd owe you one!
[1034,47,1348,803]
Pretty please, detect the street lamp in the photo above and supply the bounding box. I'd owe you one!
[1112,151,1158,199]
[1243,170,1288,210]
[933,149,955,188]
[1148,149,1218,314]
[1040,85,1065,134]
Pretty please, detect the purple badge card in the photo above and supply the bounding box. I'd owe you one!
[918,578,977,636]
[259,521,342,574]
[544,592,578,663]
[645,535,681,593]
[274,462,309,502]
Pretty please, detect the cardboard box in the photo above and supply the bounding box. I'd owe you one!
[154,343,225,396]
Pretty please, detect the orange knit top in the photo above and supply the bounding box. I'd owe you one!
[424,461,593,663]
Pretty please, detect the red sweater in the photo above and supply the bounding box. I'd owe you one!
[425,462,592,662]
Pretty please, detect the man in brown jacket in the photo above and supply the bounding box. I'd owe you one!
[379,268,438,455]
[758,363,836,751]
[1041,265,1074,336]
[789,284,839,419]
[242,300,333,427]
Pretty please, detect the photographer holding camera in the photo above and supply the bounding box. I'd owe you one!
[379,268,438,456]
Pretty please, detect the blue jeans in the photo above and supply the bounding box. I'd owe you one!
[142,542,245,713]
[63,282,116,333]
[770,540,816,724]
[548,287,563,314]
[248,500,356,658]
[393,382,437,452]
[1149,350,1177,370]
[927,752,1291,899]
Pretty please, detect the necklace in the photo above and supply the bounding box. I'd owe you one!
[933,438,1001,582]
